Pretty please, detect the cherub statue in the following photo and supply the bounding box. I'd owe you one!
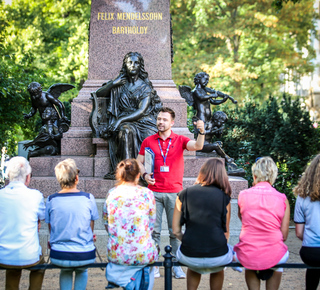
[23,82,74,158]
[179,72,245,176]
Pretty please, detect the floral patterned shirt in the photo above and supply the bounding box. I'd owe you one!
[103,185,158,265]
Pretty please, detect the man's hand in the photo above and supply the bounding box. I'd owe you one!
[195,119,205,134]
[145,173,155,185]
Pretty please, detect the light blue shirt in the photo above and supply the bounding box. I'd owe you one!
[0,181,45,266]
[45,191,99,252]
[294,195,320,247]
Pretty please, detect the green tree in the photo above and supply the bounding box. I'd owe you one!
[171,0,317,100]
[0,0,90,155]
[218,95,320,212]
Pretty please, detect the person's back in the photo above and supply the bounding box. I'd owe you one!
[294,154,320,289]
[233,157,290,290]
[0,183,44,266]
[0,156,45,290]
[234,182,288,270]
[104,159,158,289]
[46,191,97,253]
[179,184,229,258]
[105,184,158,265]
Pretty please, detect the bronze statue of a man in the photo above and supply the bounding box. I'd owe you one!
[92,52,162,178]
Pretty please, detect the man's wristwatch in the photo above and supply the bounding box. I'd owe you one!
[198,131,205,135]
[142,172,147,180]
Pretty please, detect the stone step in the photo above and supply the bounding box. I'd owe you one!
[30,155,219,178]
[29,176,247,199]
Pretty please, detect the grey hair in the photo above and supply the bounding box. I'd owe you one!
[7,156,32,182]
[55,158,79,189]
[252,156,278,185]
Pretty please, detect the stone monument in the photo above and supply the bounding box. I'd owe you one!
[29,0,247,252]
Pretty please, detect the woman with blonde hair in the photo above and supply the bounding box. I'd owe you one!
[294,154,320,290]
[233,156,290,290]
[45,158,99,290]
[103,158,158,289]
[172,158,233,290]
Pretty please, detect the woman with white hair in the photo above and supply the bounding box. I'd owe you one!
[233,157,290,290]
[45,158,99,290]
[0,156,45,289]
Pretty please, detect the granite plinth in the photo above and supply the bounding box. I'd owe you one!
[60,136,95,156]
[30,176,247,199]
[31,155,220,178]
[29,156,94,177]
[88,0,172,80]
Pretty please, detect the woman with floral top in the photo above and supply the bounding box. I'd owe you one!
[103,158,158,289]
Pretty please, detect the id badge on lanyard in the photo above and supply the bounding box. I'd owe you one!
[158,138,171,173]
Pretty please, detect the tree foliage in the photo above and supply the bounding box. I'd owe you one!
[218,95,320,211]
[0,0,90,155]
[171,0,317,100]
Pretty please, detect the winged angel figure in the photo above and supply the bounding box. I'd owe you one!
[179,72,245,176]
[23,82,74,158]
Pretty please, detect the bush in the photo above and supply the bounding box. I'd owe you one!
[210,95,320,214]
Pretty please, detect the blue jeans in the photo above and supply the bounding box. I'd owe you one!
[50,257,96,290]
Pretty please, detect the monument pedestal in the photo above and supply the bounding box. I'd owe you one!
[29,0,247,254]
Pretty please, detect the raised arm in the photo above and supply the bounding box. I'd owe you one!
[186,120,205,151]
[193,86,217,101]
[96,74,126,98]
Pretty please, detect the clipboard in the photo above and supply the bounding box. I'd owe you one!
[145,147,155,178]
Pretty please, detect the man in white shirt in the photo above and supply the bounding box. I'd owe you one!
[0,156,45,290]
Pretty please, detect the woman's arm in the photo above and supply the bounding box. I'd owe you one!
[90,220,94,232]
[281,199,290,241]
[225,203,231,241]
[172,197,183,241]
[237,205,242,221]
[295,223,305,241]
[108,95,151,132]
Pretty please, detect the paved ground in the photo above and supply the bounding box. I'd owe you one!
[0,229,311,289]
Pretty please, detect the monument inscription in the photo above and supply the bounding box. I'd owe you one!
[88,0,171,80]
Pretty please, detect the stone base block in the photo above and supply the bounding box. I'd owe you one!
[31,175,247,199]
[30,156,94,177]
[61,137,95,156]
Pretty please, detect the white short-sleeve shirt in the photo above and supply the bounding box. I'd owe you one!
[0,181,45,266]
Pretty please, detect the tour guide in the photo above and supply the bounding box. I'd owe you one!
[137,107,205,279]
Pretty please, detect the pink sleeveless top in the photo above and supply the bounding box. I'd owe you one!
[233,182,288,270]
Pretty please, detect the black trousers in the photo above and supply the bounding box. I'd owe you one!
[300,246,320,290]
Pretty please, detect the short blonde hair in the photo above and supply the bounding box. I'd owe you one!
[55,158,79,189]
[252,156,278,185]
[7,156,31,182]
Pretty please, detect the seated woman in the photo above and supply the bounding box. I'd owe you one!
[103,159,158,289]
[172,158,233,290]
[294,154,320,290]
[233,157,290,290]
[45,158,99,290]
